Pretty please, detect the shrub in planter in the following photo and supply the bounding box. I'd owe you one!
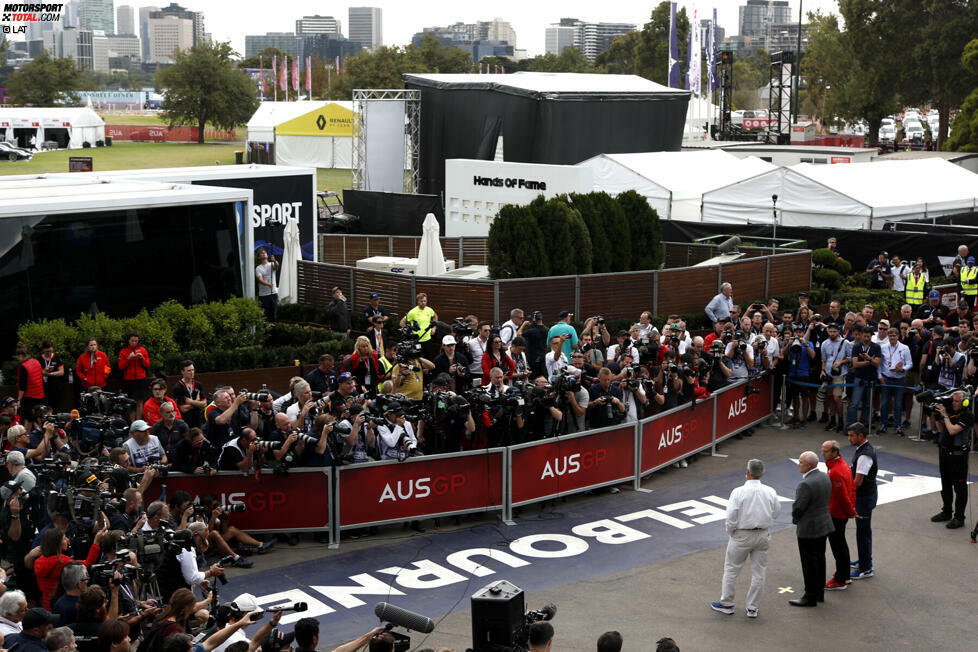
[813,268,844,291]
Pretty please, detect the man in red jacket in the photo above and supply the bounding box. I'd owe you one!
[821,439,857,591]
[75,338,111,391]
[15,347,44,431]
[118,332,150,419]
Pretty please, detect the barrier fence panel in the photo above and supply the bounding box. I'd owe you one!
[335,448,505,529]
[638,395,717,477]
[712,374,775,443]
[508,424,637,510]
[148,468,332,540]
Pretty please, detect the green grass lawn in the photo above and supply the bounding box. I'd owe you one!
[0,141,354,194]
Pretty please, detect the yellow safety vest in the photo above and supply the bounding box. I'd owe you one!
[905,273,926,304]
[962,266,978,296]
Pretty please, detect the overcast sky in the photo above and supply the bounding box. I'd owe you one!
[182,0,840,57]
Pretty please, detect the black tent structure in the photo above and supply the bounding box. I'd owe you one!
[403,72,690,197]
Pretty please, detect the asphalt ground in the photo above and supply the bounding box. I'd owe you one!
[224,415,978,651]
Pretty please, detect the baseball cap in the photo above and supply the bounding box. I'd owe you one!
[23,608,58,631]
[442,335,457,345]
[262,629,296,652]
[929,289,941,299]
[847,422,867,435]
[933,325,945,336]
[558,310,573,319]
[231,593,261,613]
[798,291,809,297]
[1,397,15,408]
[129,420,150,433]
[369,292,380,300]
[879,251,888,256]
[878,319,890,328]
[616,329,629,337]
[826,321,840,330]
[338,372,354,383]
[968,257,976,264]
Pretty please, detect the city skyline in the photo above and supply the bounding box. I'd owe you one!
[7,0,838,56]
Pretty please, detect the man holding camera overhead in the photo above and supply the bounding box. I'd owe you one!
[724,329,755,385]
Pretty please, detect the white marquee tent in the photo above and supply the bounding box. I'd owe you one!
[0,107,105,150]
[246,100,354,169]
[576,150,777,221]
[701,158,978,229]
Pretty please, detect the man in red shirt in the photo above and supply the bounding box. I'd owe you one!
[75,338,111,392]
[821,439,857,591]
[143,378,180,427]
[118,332,150,419]
[15,346,44,431]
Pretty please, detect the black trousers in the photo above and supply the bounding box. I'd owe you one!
[939,449,969,518]
[827,517,850,583]
[797,535,827,600]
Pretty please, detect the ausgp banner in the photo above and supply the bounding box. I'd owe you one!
[336,449,504,528]
[148,468,330,532]
[714,375,773,440]
[509,425,635,506]
[640,396,715,475]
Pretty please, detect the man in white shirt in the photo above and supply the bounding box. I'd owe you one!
[123,420,167,472]
[890,255,911,292]
[255,247,279,320]
[0,590,26,638]
[637,311,659,339]
[877,326,913,436]
[544,336,569,380]
[499,309,524,349]
[711,459,781,618]
[467,322,492,379]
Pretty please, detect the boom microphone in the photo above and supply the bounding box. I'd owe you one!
[373,602,435,633]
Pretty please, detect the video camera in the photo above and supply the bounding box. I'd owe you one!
[118,527,193,566]
[395,340,424,368]
[915,385,973,415]
[451,317,475,339]
[79,390,137,416]
[239,388,271,402]
[43,413,75,428]
[513,603,556,652]
[89,559,140,588]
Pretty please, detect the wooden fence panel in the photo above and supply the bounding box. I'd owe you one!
[656,267,720,315]
[498,278,576,323]
[768,251,812,296]
[297,261,350,308]
[721,258,767,304]
[415,279,495,323]
[352,269,414,318]
[392,237,419,259]
[580,273,655,321]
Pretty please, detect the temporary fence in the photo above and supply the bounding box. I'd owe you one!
[148,375,774,548]
[105,124,240,142]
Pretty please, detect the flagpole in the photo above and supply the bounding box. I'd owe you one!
[273,56,277,102]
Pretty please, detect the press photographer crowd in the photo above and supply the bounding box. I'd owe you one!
[0,240,974,650]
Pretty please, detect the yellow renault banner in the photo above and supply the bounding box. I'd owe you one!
[275,102,354,137]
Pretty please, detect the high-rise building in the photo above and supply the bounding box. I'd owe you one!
[148,14,193,63]
[116,5,134,34]
[348,7,382,49]
[78,0,115,34]
[43,27,94,69]
[244,32,304,61]
[296,15,341,36]
[739,0,791,39]
[699,18,725,47]
[482,18,516,47]
[545,18,634,60]
[63,0,81,28]
[92,31,140,71]
[139,5,159,61]
[151,3,205,46]
[301,33,364,70]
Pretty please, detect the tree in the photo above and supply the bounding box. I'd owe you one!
[7,52,84,106]
[568,193,612,273]
[329,46,404,100]
[156,41,259,144]
[403,33,472,74]
[487,204,549,279]
[586,192,631,272]
[616,190,662,271]
[528,196,576,276]
[629,2,690,84]
[237,47,289,70]
[801,12,848,126]
[945,37,978,151]
[525,47,594,73]
[596,31,640,75]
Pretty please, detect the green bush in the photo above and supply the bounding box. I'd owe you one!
[835,258,852,276]
[528,196,576,276]
[813,268,844,291]
[617,190,662,271]
[812,248,839,269]
[488,204,549,279]
[16,319,81,357]
[569,193,613,273]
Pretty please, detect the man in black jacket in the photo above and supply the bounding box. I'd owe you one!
[789,451,834,607]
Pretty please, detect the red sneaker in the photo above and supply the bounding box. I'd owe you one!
[825,579,848,591]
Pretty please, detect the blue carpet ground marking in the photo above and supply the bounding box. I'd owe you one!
[228,447,955,643]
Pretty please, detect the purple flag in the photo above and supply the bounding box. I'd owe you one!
[668,2,680,88]
[684,21,692,90]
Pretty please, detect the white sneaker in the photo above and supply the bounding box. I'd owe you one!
[680,459,689,468]
[746,608,758,618]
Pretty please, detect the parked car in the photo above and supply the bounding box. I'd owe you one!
[0,141,33,161]
[317,190,360,233]
[878,125,897,143]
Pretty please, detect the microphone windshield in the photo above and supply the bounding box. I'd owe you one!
[373,602,435,633]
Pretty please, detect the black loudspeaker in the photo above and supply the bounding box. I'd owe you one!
[471,580,525,651]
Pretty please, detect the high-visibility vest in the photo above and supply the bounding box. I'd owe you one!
[905,273,926,304]
[962,266,978,296]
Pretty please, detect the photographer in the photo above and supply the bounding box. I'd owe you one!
[819,323,851,433]
[847,326,882,428]
[204,390,246,448]
[524,377,564,440]
[784,323,816,428]
[723,331,754,385]
[197,494,274,559]
[391,352,435,400]
[285,382,317,435]
[24,420,70,464]
[109,488,145,534]
[123,421,168,473]
[342,338,386,393]
[561,357,591,433]
[172,428,217,476]
[1,451,37,565]
[917,289,948,327]
[466,322,493,379]
[588,368,626,428]
[522,312,550,378]
[926,337,965,437]
[69,585,136,652]
[433,335,472,393]
[481,367,525,447]
[582,315,611,350]
[400,292,438,344]
[499,309,524,349]
[705,340,731,393]
[579,332,605,369]
[618,364,648,423]
[544,336,569,380]
[156,522,224,602]
[509,336,532,384]
[931,391,972,529]
[217,428,259,473]
[265,414,300,463]
[34,523,105,609]
[423,375,475,453]
[866,252,892,290]
[305,354,338,396]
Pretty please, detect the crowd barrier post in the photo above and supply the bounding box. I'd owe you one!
[502,447,515,526]
[709,393,727,458]
[779,378,789,429]
[333,448,505,540]
[908,405,926,443]
[632,420,653,493]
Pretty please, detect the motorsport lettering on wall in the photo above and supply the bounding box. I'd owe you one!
[641,396,715,473]
[472,176,548,190]
[714,380,772,439]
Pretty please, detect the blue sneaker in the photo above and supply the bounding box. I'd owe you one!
[850,560,859,567]
[710,601,735,615]
[850,568,874,580]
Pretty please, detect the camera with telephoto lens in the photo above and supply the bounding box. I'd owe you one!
[240,388,271,402]
[709,339,725,356]
[89,560,139,588]
[43,413,74,428]
[79,390,137,416]
[451,317,474,338]
[596,316,605,325]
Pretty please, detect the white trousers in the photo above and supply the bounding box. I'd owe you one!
[719,529,771,611]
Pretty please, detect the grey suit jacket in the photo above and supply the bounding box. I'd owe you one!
[792,469,834,538]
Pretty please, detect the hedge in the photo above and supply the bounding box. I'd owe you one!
[10,298,353,377]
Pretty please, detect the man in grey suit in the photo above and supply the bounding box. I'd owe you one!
[789,450,834,607]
